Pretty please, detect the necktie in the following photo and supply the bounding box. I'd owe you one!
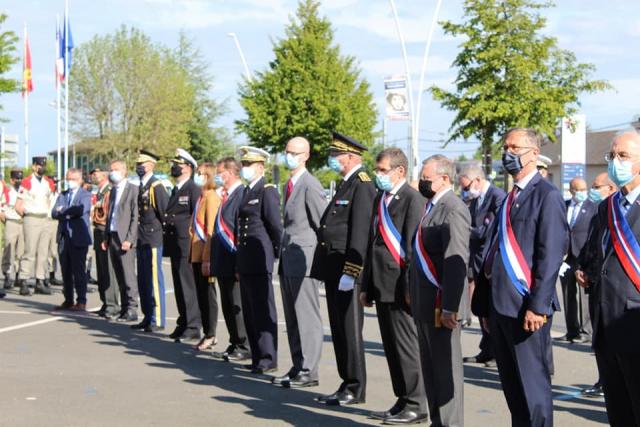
[286,179,293,202]
[385,192,394,206]
[621,197,631,217]
[569,203,580,228]
[221,189,228,206]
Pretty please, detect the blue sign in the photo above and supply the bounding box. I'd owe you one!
[562,163,585,186]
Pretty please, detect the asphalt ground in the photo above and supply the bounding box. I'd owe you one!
[0,260,608,426]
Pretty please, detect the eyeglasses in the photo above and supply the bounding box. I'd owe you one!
[604,151,636,162]
[285,151,305,156]
[502,145,535,154]
[375,166,398,175]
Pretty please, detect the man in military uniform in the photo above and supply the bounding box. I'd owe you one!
[90,168,120,318]
[311,132,376,406]
[235,146,283,374]
[2,168,25,290]
[15,156,56,296]
[133,150,169,332]
[164,149,202,341]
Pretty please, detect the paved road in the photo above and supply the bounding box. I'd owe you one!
[0,261,608,426]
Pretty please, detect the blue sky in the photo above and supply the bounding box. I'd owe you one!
[1,0,639,166]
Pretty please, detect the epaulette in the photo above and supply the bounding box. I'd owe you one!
[264,184,276,188]
[21,177,32,191]
[358,171,371,182]
[343,261,364,278]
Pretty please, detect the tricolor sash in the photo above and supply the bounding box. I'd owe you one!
[193,196,207,242]
[378,194,406,267]
[413,206,441,291]
[215,205,236,253]
[498,189,532,296]
[607,191,640,292]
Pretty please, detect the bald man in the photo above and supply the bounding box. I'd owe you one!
[273,137,327,388]
[557,177,598,344]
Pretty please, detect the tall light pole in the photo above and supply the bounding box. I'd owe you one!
[227,32,252,82]
[388,0,443,181]
[414,0,443,181]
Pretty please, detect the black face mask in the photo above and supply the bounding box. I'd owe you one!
[419,179,435,199]
[13,180,21,190]
[170,164,183,178]
[35,166,44,176]
[135,165,146,178]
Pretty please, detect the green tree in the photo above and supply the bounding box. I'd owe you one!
[70,26,195,167]
[174,31,234,163]
[0,13,19,115]
[431,0,610,173]
[235,0,377,170]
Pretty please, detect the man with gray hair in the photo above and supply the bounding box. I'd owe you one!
[458,163,506,367]
[410,154,470,426]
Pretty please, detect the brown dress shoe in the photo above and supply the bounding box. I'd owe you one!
[53,301,74,311]
[70,304,86,312]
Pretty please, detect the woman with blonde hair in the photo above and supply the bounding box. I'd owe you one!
[190,162,221,351]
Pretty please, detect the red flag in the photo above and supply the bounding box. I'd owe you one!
[22,33,33,95]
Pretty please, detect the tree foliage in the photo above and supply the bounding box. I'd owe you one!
[70,26,231,169]
[431,0,611,172]
[0,13,19,116]
[235,0,377,170]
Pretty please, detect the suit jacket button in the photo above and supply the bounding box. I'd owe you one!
[602,269,607,275]
[321,242,325,246]
[322,225,326,229]
[332,210,336,215]
[243,233,247,237]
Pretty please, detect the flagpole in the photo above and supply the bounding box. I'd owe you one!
[23,23,29,168]
[64,0,70,174]
[56,14,62,187]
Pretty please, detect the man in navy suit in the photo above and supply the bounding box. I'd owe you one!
[459,163,506,367]
[579,130,640,426]
[210,157,250,362]
[473,128,568,427]
[557,177,597,343]
[51,168,92,311]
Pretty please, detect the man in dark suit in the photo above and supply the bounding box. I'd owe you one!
[409,154,470,427]
[164,149,202,342]
[210,157,250,362]
[578,130,640,425]
[133,150,169,332]
[473,128,568,427]
[556,176,597,343]
[235,146,283,374]
[103,160,139,322]
[51,168,92,311]
[459,164,506,367]
[311,132,376,406]
[575,172,617,398]
[360,147,427,424]
[272,137,327,389]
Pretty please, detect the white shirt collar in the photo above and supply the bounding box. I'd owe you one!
[389,178,406,195]
[141,173,153,186]
[343,164,362,181]
[431,187,452,205]
[116,179,127,190]
[480,180,490,197]
[249,175,264,189]
[226,180,243,196]
[624,184,640,205]
[290,168,307,186]
[175,177,189,190]
[514,169,539,191]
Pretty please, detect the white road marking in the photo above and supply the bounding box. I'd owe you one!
[0,310,32,315]
[0,306,102,334]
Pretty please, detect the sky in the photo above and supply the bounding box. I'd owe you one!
[1,0,639,167]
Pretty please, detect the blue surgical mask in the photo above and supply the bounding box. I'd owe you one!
[285,153,300,170]
[241,166,256,182]
[461,190,469,200]
[573,190,587,203]
[214,174,224,187]
[502,151,523,176]
[375,174,393,192]
[194,174,206,187]
[328,156,342,173]
[608,158,636,187]
[588,188,603,203]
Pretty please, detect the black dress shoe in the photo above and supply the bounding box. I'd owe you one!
[116,312,138,323]
[105,311,120,321]
[272,372,294,385]
[484,359,497,368]
[130,321,150,330]
[0,289,5,298]
[213,345,251,362]
[169,328,186,340]
[282,372,318,388]
[174,330,201,343]
[463,353,494,364]
[369,401,404,420]
[144,324,164,333]
[570,334,590,344]
[251,366,277,375]
[316,391,339,404]
[582,384,604,398]
[553,334,576,342]
[383,409,428,425]
[324,391,363,406]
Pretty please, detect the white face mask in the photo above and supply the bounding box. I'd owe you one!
[468,187,481,199]
[241,166,256,182]
[67,180,79,190]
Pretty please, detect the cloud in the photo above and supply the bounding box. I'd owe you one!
[360,54,453,80]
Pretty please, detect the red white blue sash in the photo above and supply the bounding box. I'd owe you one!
[378,194,406,267]
[498,189,532,296]
[414,205,441,296]
[215,204,236,253]
[192,197,207,242]
[607,191,640,292]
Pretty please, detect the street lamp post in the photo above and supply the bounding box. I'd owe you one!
[227,32,252,82]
